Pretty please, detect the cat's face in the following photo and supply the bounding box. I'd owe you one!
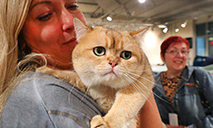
[72,19,148,89]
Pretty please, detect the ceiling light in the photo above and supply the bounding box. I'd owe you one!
[181,23,186,28]
[163,27,168,33]
[158,25,166,28]
[181,20,187,28]
[175,28,179,33]
[138,0,146,3]
[106,16,112,22]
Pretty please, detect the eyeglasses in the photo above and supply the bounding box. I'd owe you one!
[166,50,189,56]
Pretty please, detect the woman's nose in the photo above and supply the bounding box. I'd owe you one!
[61,10,74,31]
[176,51,184,57]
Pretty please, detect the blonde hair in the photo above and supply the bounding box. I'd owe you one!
[0,0,32,112]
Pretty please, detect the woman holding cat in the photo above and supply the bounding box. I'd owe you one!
[0,0,163,127]
[153,36,213,128]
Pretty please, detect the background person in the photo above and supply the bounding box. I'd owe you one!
[153,36,213,128]
[0,0,163,127]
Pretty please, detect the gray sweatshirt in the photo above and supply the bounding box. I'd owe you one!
[0,72,105,128]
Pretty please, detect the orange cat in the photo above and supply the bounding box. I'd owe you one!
[37,18,154,128]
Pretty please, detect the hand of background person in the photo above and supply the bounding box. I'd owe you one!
[165,124,187,128]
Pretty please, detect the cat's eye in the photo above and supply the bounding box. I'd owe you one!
[93,46,106,56]
[120,51,132,60]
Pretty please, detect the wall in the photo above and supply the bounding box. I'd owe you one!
[141,19,195,66]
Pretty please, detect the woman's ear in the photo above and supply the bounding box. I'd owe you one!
[73,18,92,42]
[18,33,32,59]
[160,53,165,62]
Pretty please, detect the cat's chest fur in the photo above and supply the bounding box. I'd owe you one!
[88,85,117,113]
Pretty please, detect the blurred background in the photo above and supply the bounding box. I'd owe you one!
[78,0,213,74]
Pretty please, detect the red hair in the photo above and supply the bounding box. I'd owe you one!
[161,36,189,58]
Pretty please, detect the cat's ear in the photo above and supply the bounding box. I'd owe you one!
[129,27,149,40]
[74,18,92,41]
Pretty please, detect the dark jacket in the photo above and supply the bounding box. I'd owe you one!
[153,66,213,128]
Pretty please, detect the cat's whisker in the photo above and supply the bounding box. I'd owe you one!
[119,70,153,88]
[123,74,152,106]
[127,72,164,90]
[123,73,147,94]
[120,69,167,107]
[125,73,151,93]
[119,68,141,77]
[132,82,147,97]
[120,68,150,77]
[132,81,153,106]
[140,76,157,86]
[122,70,170,104]
[73,71,95,101]
[81,81,93,101]
[119,68,145,84]
[153,82,164,88]
[123,70,170,106]
[152,92,170,104]
[123,74,157,107]
[68,81,80,104]
[118,74,129,87]
[131,81,145,96]
[119,66,143,73]
[124,70,156,86]
[120,62,153,72]
[119,69,149,89]
[67,78,88,99]
[119,68,165,103]
[85,81,93,94]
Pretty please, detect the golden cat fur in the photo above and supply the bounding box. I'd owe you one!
[36,18,154,128]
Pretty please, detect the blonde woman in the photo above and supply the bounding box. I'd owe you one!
[0,0,163,127]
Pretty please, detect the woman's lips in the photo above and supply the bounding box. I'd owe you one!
[63,38,77,45]
[174,61,182,63]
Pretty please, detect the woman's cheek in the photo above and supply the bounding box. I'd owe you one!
[40,27,60,45]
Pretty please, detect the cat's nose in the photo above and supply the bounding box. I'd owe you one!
[109,61,118,68]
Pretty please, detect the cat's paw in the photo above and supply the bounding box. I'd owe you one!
[90,115,109,128]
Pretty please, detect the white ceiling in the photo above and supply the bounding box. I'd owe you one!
[78,0,213,30]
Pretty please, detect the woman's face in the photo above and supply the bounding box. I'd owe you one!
[22,0,86,69]
[162,42,189,73]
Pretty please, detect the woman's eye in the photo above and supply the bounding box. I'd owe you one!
[120,51,132,60]
[170,50,176,53]
[37,13,52,21]
[67,4,79,11]
[93,47,106,56]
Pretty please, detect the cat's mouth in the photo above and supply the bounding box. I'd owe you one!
[103,70,117,76]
